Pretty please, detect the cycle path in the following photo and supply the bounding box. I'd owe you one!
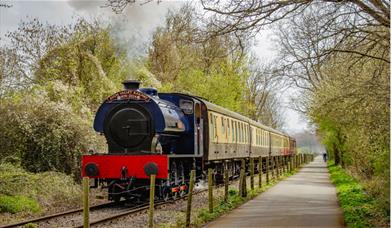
[205,156,344,227]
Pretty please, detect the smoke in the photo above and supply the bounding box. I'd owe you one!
[67,0,183,58]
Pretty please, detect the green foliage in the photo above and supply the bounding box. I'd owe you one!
[146,5,267,119]
[174,64,247,113]
[35,27,128,110]
[0,18,132,177]
[309,47,390,211]
[0,195,40,214]
[196,191,245,224]
[0,163,81,210]
[328,163,389,227]
[0,89,103,175]
[24,223,38,228]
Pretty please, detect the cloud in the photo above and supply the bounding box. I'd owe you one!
[67,0,104,11]
[66,0,182,56]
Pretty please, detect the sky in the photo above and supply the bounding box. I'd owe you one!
[0,0,311,135]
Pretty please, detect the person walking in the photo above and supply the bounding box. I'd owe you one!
[323,152,327,162]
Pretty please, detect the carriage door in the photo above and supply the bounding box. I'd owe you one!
[194,102,203,156]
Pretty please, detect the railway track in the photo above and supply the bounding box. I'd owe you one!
[0,189,207,228]
[73,189,209,228]
[1,172,252,228]
[0,201,124,228]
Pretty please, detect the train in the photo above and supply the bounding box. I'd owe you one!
[81,80,296,202]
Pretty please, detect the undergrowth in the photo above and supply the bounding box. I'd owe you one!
[0,195,40,214]
[0,163,81,214]
[328,162,389,227]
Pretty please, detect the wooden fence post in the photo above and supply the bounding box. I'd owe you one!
[148,174,156,228]
[208,168,213,213]
[241,159,247,197]
[83,177,90,228]
[258,156,262,188]
[266,156,270,185]
[290,155,295,171]
[276,156,280,178]
[224,163,229,202]
[185,170,195,227]
[272,156,276,179]
[287,156,291,173]
[300,154,303,166]
[239,166,243,197]
[282,156,286,174]
[250,158,254,190]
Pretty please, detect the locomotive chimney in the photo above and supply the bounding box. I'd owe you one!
[122,80,140,90]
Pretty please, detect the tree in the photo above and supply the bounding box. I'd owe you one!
[245,59,283,128]
[309,46,389,210]
[146,4,284,126]
[0,17,134,176]
[202,0,389,49]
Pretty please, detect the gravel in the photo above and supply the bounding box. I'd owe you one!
[94,172,268,228]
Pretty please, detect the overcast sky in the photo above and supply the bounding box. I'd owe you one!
[0,0,310,134]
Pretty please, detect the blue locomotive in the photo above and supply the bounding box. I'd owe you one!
[82,80,296,201]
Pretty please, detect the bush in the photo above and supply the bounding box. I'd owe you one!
[0,163,81,210]
[0,195,40,214]
[0,195,41,214]
[0,85,105,176]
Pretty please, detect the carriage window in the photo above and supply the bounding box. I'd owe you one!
[240,123,243,143]
[214,116,217,138]
[221,117,225,135]
[243,125,245,143]
[242,124,245,143]
[239,123,242,143]
[260,130,262,146]
[259,130,261,145]
[243,124,246,143]
[210,114,214,141]
[246,125,248,143]
[227,118,230,141]
[245,125,247,143]
[232,120,234,142]
[237,122,240,143]
[235,121,239,142]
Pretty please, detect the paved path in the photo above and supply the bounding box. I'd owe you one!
[205,156,344,228]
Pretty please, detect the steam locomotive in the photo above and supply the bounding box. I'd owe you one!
[81,80,296,201]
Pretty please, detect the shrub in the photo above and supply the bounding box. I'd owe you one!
[0,195,40,214]
[0,163,81,210]
[0,85,105,176]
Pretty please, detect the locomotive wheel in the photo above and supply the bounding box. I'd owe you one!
[112,194,121,203]
[162,187,170,202]
[179,185,187,197]
[172,192,178,200]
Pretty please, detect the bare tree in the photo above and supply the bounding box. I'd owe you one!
[0,0,12,8]
[245,58,284,128]
[202,0,389,63]
[103,0,161,13]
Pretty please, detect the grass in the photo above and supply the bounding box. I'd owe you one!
[0,195,40,214]
[0,162,81,214]
[328,162,389,227]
